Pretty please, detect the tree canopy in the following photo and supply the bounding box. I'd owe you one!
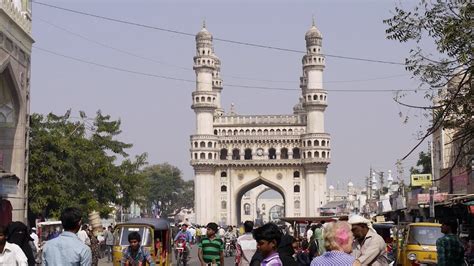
[142,163,194,218]
[410,151,432,175]
[384,1,473,173]
[28,110,147,218]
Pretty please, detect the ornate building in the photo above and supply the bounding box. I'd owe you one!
[0,0,33,224]
[190,22,331,225]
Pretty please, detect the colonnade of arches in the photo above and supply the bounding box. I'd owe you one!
[219,147,301,160]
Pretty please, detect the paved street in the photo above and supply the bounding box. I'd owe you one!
[98,245,236,266]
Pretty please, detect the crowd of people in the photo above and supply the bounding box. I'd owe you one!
[0,208,469,266]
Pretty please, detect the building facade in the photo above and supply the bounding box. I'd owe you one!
[190,22,331,225]
[0,0,33,224]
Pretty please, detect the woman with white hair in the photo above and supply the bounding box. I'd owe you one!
[310,221,360,266]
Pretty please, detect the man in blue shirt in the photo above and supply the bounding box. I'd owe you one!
[174,224,192,261]
[121,231,155,266]
[42,207,92,265]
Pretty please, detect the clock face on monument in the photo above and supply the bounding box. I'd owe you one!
[257,148,264,156]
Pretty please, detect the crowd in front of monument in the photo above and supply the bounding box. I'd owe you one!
[0,206,468,266]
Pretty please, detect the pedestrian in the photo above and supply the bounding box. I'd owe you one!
[42,207,92,265]
[29,227,39,252]
[436,219,465,266]
[198,222,224,266]
[235,220,257,266]
[121,231,155,266]
[88,230,100,266]
[0,225,28,266]
[253,223,283,266]
[7,221,36,266]
[196,225,202,244]
[78,224,91,246]
[278,234,297,266]
[309,224,325,260]
[310,221,360,266]
[104,225,114,262]
[348,215,388,266]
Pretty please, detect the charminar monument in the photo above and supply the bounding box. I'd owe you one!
[191,21,331,225]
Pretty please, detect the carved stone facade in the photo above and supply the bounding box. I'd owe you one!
[0,0,33,224]
[191,22,330,225]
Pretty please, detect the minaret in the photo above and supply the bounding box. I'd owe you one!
[191,23,219,224]
[211,50,224,116]
[301,18,331,216]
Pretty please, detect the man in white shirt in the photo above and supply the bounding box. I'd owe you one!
[77,224,91,246]
[349,215,388,266]
[0,225,28,266]
[30,228,39,251]
[235,221,257,266]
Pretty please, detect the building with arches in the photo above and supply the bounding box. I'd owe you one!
[0,0,33,224]
[190,21,331,225]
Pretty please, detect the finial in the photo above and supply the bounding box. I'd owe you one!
[312,15,315,27]
[202,19,206,29]
[230,103,236,115]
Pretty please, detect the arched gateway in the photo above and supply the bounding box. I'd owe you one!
[191,21,331,225]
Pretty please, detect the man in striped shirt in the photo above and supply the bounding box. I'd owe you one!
[198,222,224,265]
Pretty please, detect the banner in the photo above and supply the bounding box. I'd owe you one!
[417,193,448,204]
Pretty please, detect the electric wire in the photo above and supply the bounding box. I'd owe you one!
[37,17,410,85]
[32,0,405,66]
[34,46,427,93]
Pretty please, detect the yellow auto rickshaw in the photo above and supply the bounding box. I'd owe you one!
[113,218,172,266]
[396,222,442,266]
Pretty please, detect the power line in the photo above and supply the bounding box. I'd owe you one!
[32,0,405,66]
[37,17,409,85]
[34,46,426,93]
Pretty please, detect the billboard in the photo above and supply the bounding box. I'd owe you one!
[411,174,432,187]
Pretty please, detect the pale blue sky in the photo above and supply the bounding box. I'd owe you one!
[30,0,431,189]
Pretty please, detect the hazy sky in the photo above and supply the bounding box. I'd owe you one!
[30,0,432,190]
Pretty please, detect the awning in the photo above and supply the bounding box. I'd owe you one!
[280,216,340,224]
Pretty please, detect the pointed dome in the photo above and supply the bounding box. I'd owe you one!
[305,25,322,40]
[329,185,335,190]
[196,20,213,41]
[347,181,354,187]
[196,26,212,41]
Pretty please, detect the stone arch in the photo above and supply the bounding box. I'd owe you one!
[235,178,286,223]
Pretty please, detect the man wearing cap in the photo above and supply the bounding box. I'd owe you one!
[198,222,224,265]
[348,215,388,266]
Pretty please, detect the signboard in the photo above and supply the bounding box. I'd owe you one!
[0,178,18,196]
[411,174,432,187]
[417,193,448,204]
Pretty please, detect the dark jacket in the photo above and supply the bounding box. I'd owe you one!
[7,221,36,266]
[278,234,297,266]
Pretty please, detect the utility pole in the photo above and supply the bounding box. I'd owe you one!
[429,141,435,219]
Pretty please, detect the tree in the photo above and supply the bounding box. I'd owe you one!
[143,163,194,218]
[410,151,432,175]
[28,110,147,219]
[384,1,473,178]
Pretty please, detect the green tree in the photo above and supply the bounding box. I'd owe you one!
[410,151,432,175]
[384,1,473,174]
[28,110,147,218]
[143,163,194,218]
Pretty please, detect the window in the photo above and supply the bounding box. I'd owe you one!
[207,142,213,148]
[315,151,319,158]
[208,153,213,159]
[321,140,326,146]
[268,148,276,159]
[307,140,312,146]
[220,149,228,160]
[221,171,227,177]
[194,153,198,160]
[232,149,240,160]
[294,185,300,193]
[194,142,198,148]
[281,148,288,159]
[214,130,218,135]
[221,185,227,192]
[244,203,251,215]
[293,148,301,159]
[314,140,319,146]
[200,153,205,159]
[307,152,312,158]
[200,141,205,148]
[293,171,300,178]
[244,149,252,160]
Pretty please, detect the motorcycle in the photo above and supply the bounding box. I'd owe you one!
[224,237,236,257]
[174,239,188,266]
